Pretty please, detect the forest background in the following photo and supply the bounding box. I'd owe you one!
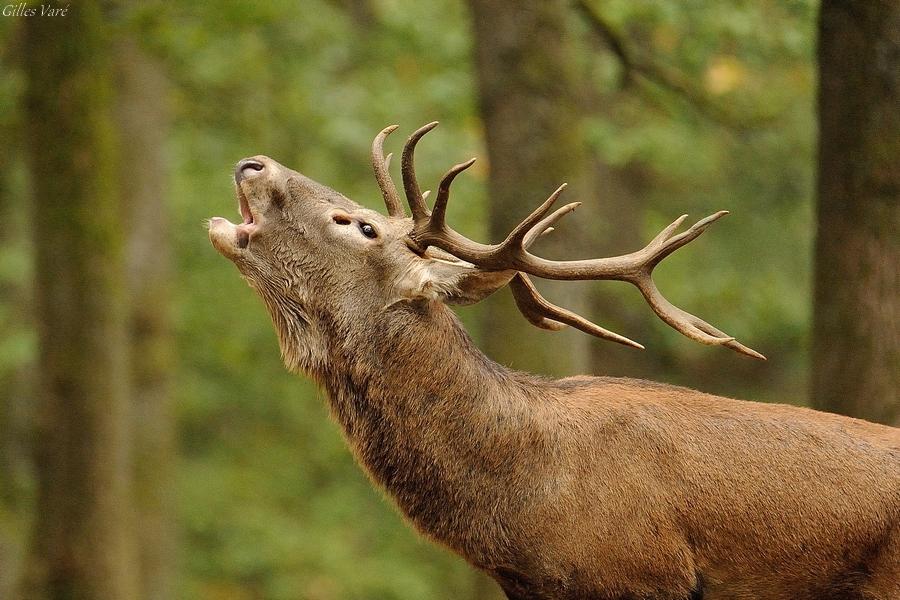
[0,0,896,598]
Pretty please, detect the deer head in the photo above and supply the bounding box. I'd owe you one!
[208,122,764,369]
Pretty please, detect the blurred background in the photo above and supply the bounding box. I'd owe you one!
[0,0,896,598]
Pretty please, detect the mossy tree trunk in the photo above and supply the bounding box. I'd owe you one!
[812,0,899,425]
[469,0,596,376]
[21,3,139,598]
[0,75,31,600]
[114,32,177,600]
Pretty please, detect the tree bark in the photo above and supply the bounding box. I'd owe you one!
[0,89,31,600]
[21,3,139,598]
[114,34,177,600]
[812,0,900,424]
[469,0,595,376]
[584,161,658,377]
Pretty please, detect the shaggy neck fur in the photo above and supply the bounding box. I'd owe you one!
[267,291,566,566]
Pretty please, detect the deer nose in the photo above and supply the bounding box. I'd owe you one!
[235,158,265,184]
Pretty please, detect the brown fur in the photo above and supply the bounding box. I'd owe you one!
[209,155,900,600]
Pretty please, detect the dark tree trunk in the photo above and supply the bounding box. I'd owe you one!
[0,84,31,600]
[812,0,900,425]
[469,0,596,376]
[585,160,659,379]
[21,3,139,598]
[114,34,177,600]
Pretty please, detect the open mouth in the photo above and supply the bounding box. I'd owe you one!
[209,158,270,254]
[238,186,255,225]
[233,187,256,249]
[234,158,265,226]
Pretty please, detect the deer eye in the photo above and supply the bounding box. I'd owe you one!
[359,223,377,239]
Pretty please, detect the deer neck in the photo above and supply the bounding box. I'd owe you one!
[308,300,546,553]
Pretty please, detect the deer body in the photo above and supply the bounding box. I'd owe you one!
[288,298,899,600]
[209,124,899,599]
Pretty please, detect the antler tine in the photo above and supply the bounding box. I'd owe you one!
[634,277,765,359]
[641,211,728,269]
[500,184,569,250]
[521,201,581,249]
[647,214,688,247]
[509,274,644,349]
[402,121,439,221]
[372,125,405,217]
[432,158,477,230]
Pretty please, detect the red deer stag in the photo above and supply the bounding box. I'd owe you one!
[208,123,899,600]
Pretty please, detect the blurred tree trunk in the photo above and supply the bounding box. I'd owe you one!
[334,0,375,30]
[21,3,139,599]
[584,162,658,378]
[812,0,899,425]
[469,0,595,376]
[0,99,31,600]
[114,34,177,600]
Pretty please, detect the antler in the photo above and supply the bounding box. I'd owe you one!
[373,123,764,359]
[401,121,440,222]
[372,125,405,217]
[371,121,443,221]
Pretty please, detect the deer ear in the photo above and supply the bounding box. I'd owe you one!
[394,254,515,306]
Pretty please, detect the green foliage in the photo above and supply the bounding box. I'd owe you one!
[579,0,815,397]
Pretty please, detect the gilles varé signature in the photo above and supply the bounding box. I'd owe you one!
[3,3,69,17]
